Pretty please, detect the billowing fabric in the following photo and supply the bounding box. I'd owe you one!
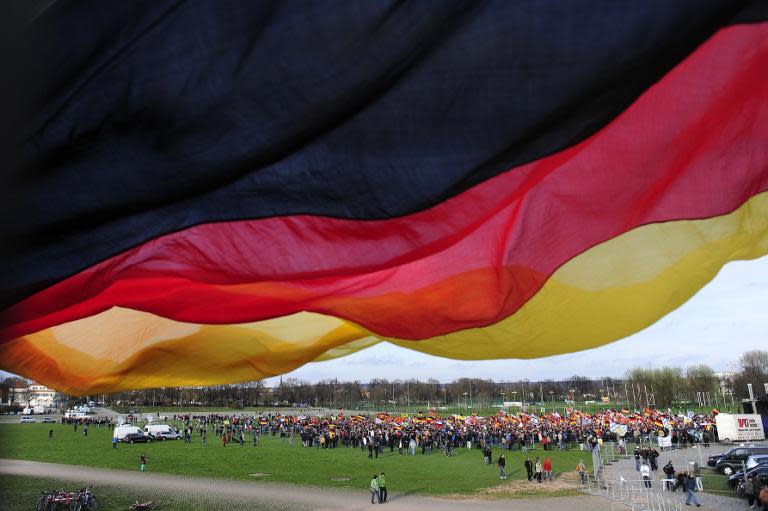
[1,2,767,393]
[4,191,767,395]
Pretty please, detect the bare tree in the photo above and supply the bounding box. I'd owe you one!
[732,350,768,398]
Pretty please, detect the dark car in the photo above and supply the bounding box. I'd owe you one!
[707,448,735,467]
[122,432,152,444]
[734,467,768,496]
[728,463,768,488]
[715,446,768,476]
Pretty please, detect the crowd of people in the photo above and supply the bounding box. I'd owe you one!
[160,407,719,455]
[50,406,768,508]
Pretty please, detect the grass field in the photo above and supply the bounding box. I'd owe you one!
[0,475,307,511]
[700,470,738,497]
[0,424,590,496]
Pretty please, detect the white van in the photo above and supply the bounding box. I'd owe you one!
[144,424,181,440]
[113,425,143,440]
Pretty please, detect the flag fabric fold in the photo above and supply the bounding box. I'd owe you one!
[1,1,767,393]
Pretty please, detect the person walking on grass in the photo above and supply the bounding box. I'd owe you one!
[370,474,380,504]
[543,456,552,481]
[112,435,118,449]
[379,472,387,503]
[535,457,543,483]
[140,453,147,472]
[498,453,507,479]
[525,456,533,481]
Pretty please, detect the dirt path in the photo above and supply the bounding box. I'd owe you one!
[1,458,617,511]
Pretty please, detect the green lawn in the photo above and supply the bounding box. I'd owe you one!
[0,424,590,496]
[700,470,737,497]
[0,475,307,511]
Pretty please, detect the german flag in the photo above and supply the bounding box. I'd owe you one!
[2,2,767,394]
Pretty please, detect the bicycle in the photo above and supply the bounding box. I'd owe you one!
[72,486,100,511]
[36,489,74,511]
[129,500,157,510]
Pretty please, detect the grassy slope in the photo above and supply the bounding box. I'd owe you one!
[0,424,590,496]
[0,475,306,511]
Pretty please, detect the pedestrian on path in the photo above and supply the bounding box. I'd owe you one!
[640,461,651,488]
[577,459,586,484]
[525,457,533,481]
[140,453,147,472]
[370,474,380,504]
[535,457,543,483]
[379,472,387,503]
[683,473,700,507]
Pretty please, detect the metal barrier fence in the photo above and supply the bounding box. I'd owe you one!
[580,474,684,511]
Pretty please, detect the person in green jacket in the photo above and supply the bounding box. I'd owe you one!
[370,474,380,504]
[379,472,387,503]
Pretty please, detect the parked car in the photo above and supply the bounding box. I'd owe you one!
[707,448,733,467]
[715,446,768,475]
[122,432,153,444]
[144,424,181,440]
[734,467,768,496]
[19,416,36,423]
[41,417,55,423]
[155,430,182,440]
[728,464,768,488]
[746,454,768,471]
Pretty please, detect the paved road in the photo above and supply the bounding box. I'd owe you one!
[0,458,617,511]
[600,444,748,511]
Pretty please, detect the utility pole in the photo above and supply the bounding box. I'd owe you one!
[469,381,472,411]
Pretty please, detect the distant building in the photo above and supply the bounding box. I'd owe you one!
[11,382,63,410]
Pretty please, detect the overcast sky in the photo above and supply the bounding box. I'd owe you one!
[264,255,768,385]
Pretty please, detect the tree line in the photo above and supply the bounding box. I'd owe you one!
[2,350,766,410]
